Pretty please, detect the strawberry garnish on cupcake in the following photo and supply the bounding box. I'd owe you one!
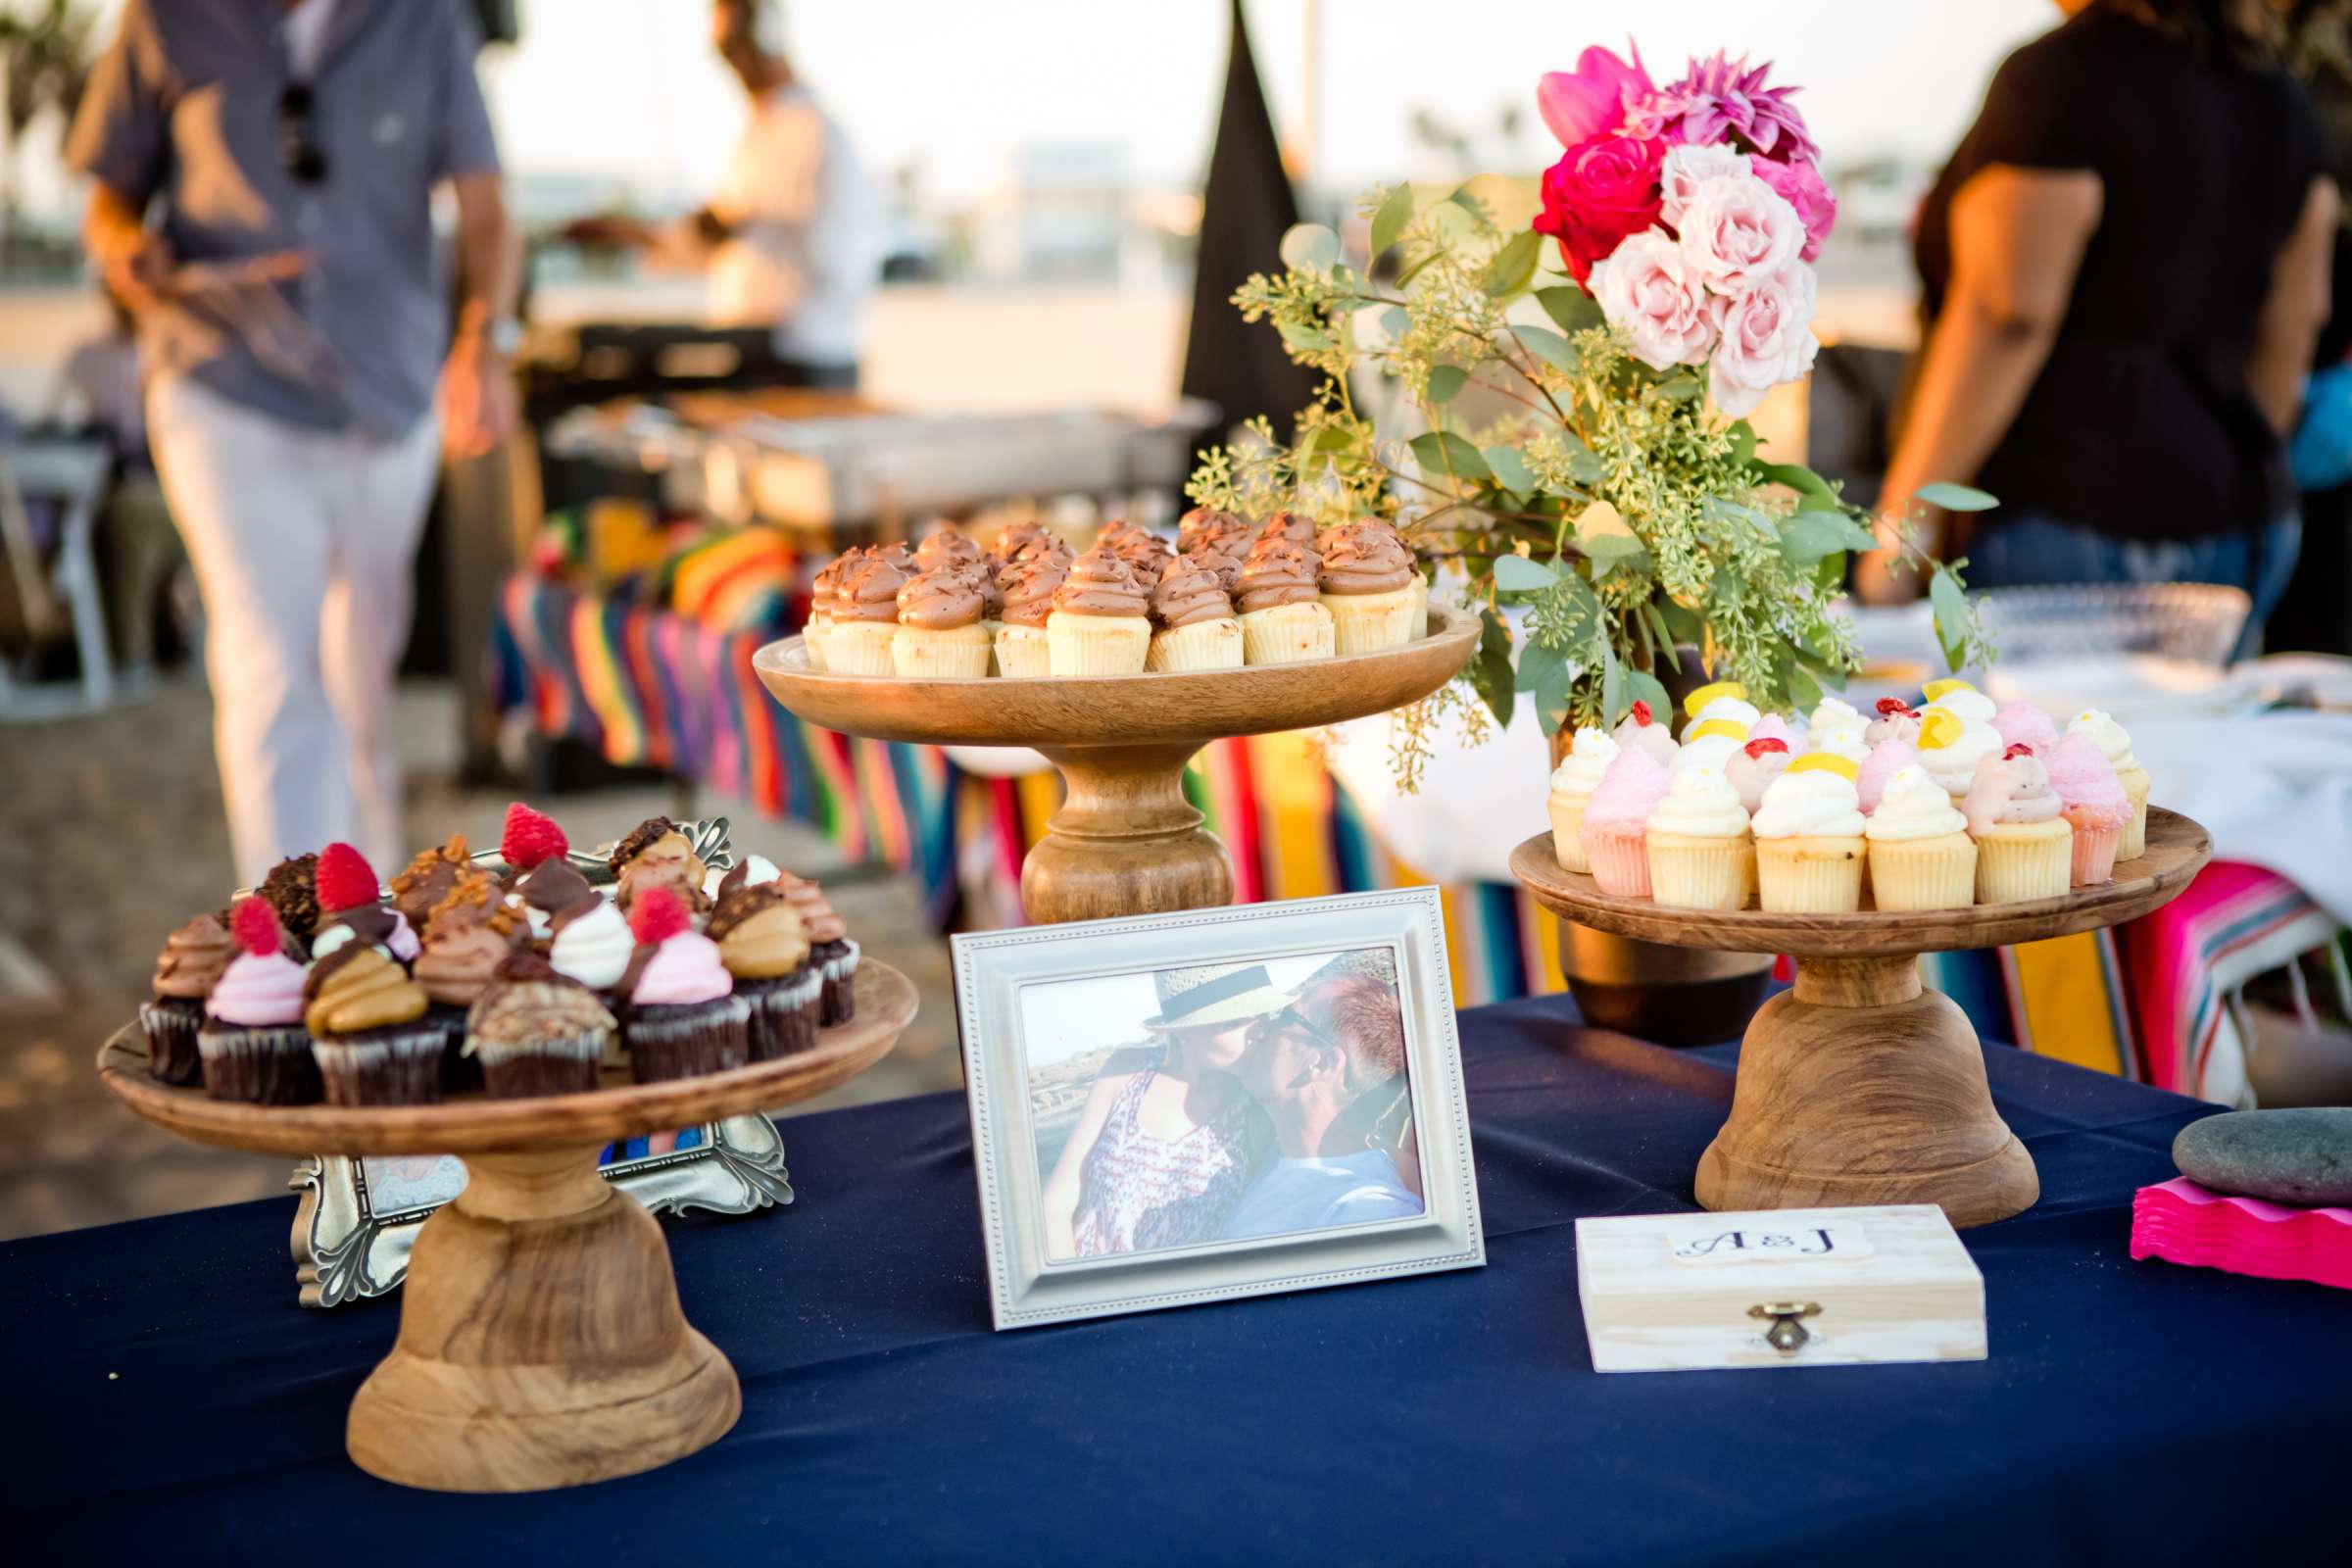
[1876,698,1913,716]
[501,802,568,872]
[629,883,693,948]
[2004,742,2036,760]
[1743,737,1789,759]
[311,842,418,964]
[502,803,595,934]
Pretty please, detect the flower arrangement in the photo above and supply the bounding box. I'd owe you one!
[1187,44,1989,787]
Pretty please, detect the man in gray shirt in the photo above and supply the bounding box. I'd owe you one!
[68,0,516,883]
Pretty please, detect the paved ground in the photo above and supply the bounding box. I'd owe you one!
[0,676,965,1242]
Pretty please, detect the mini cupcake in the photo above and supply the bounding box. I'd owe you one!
[1866,764,1979,911]
[1751,764,1867,913]
[1808,724,1871,768]
[871,541,918,575]
[389,834,470,930]
[1864,699,1922,749]
[141,911,234,1085]
[1579,745,1674,898]
[1610,699,1680,767]
[1047,545,1152,674]
[1147,553,1245,671]
[1855,736,1919,815]
[2069,708,2153,859]
[619,887,751,1081]
[995,554,1067,678]
[1670,717,1749,777]
[1546,725,1620,873]
[496,800,571,939]
[1682,681,1758,735]
[466,951,615,1099]
[914,526,982,574]
[198,898,320,1104]
[548,891,632,997]
[893,564,993,677]
[989,519,1054,562]
[1914,708,2001,800]
[305,944,439,1106]
[1990,700,2061,758]
[414,872,520,1089]
[803,549,860,671]
[257,853,324,956]
[308,843,420,966]
[1177,506,1245,553]
[1961,748,2073,904]
[1097,517,1152,555]
[1254,510,1317,549]
[1110,528,1174,593]
[1181,522,1250,594]
[1644,766,1755,910]
[822,552,908,675]
[967,559,1006,663]
[1922,677,1996,727]
[1316,522,1419,654]
[1724,735,1792,814]
[610,815,710,914]
[707,883,821,1059]
[1806,697,1867,754]
[2045,734,2132,887]
[780,873,859,1024]
[1235,539,1335,664]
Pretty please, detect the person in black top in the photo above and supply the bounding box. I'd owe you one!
[1860,0,2338,641]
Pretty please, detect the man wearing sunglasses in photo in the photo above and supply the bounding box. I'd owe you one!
[1221,974,1425,1241]
[66,0,516,885]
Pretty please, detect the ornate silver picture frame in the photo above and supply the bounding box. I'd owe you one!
[953,888,1485,1330]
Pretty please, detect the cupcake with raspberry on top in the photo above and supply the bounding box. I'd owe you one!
[619,887,751,1080]
[199,897,319,1103]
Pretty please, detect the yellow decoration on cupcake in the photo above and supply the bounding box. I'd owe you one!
[1685,717,1750,744]
[1682,680,1747,719]
[1787,752,1860,781]
[1922,677,1976,703]
[1914,709,1963,751]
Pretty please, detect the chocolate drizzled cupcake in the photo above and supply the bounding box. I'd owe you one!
[1146,553,1244,671]
[466,951,616,1099]
[707,884,821,1058]
[142,913,234,1085]
[305,945,440,1105]
[390,835,469,929]
[415,871,522,1089]
[611,816,710,914]
[994,553,1068,678]
[779,874,859,1025]
[1236,537,1336,664]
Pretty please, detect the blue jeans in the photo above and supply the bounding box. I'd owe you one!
[1962,510,2302,653]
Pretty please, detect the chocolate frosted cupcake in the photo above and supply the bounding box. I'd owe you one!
[707,884,820,1058]
[1146,553,1244,671]
[466,951,616,1099]
[994,553,1068,678]
[415,872,522,1089]
[989,519,1053,563]
[1097,517,1151,554]
[305,945,440,1105]
[893,564,993,677]
[618,888,751,1081]
[1106,523,1173,592]
[1254,510,1317,549]
[1177,506,1244,553]
[823,552,907,675]
[780,874,858,1025]
[309,843,421,966]
[199,898,320,1104]
[390,834,470,930]
[610,816,710,914]
[1046,546,1151,675]
[1237,538,1336,664]
[914,527,983,573]
[804,548,862,671]
[141,912,234,1085]
[257,853,323,955]
[1317,522,1420,654]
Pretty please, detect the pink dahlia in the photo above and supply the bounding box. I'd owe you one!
[1656,53,1820,166]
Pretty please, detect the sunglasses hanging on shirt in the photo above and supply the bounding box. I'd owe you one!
[276,81,326,184]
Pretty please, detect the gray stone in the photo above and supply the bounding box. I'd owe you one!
[2173,1108,2352,1207]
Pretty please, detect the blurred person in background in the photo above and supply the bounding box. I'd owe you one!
[564,0,881,388]
[67,0,516,886]
[1859,0,2337,646]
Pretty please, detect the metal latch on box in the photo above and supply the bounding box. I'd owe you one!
[1748,1300,1823,1352]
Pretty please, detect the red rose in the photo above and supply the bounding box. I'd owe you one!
[1532,132,1665,285]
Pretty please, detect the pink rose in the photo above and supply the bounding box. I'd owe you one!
[1658,143,1750,228]
[1676,171,1804,295]
[1538,45,1656,148]
[1706,263,1819,416]
[1591,229,1715,370]
[1533,132,1665,286]
[1752,155,1838,262]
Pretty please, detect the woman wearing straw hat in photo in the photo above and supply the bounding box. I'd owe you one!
[1040,963,1286,1260]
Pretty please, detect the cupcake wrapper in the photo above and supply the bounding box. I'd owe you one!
[994,624,1052,678]
[313,1026,446,1106]
[1547,795,1592,875]
[1239,602,1337,665]
[817,938,860,1026]
[627,996,753,1083]
[803,615,831,671]
[822,620,900,676]
[1867,833,1979,911]
[2067,815,2122,887]
[891,623,994,678]
[1646,832,1756,911]
[1582,827,1653,898]
[1046,612,1152,676]
[2120,772,2152,860]
[1147,617,1245,671]
[197,1024,321,1104]
[140,998,206,1087]
[431,1003,484,1095]
[1755,835,1866,913]
[1410,577,1430,641]
[1321,586,1418,656]
[479,1030,608,1100]
[742,970,824,1061]
[1975,819,2075,905]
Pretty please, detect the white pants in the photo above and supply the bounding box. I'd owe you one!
[148,374,440,886]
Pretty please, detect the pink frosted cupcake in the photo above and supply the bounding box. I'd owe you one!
[1856,737,1919,815]
[1578,745,1673,897]
[1864,699,1921,749]
[1748,711,1805,752]
[620,887,751,1081]
[1724,736,1791,814]
[1609,699,1679,768]
[1990,701,2061,757]
[2044,733,2132,886]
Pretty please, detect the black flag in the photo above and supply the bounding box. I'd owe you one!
[1181,0,1321,441]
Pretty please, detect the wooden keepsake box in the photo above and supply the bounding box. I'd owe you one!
[1575,1204,1986,1373]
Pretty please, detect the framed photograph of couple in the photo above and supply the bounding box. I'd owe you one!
[953,889,1484,1329]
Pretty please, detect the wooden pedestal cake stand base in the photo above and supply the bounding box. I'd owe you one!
[1511,809,2211,1227]
[97,961,917,1493]
[753,607,1479,923]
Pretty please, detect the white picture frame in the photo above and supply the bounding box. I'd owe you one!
[952,889,1485,1329]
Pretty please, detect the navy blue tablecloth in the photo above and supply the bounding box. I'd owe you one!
[8,996,2348,1565]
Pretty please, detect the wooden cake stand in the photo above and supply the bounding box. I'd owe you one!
[754,607,1480,923]
[1511,810,2211,1227]
[96,961,917,1494]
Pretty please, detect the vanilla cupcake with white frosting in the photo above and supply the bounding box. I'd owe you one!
[1751,758,1868,913]
[1546,726,1619,874]
[1914,708,2001,799]
[1643,766,1754,910]
[1865,765,1979,911]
